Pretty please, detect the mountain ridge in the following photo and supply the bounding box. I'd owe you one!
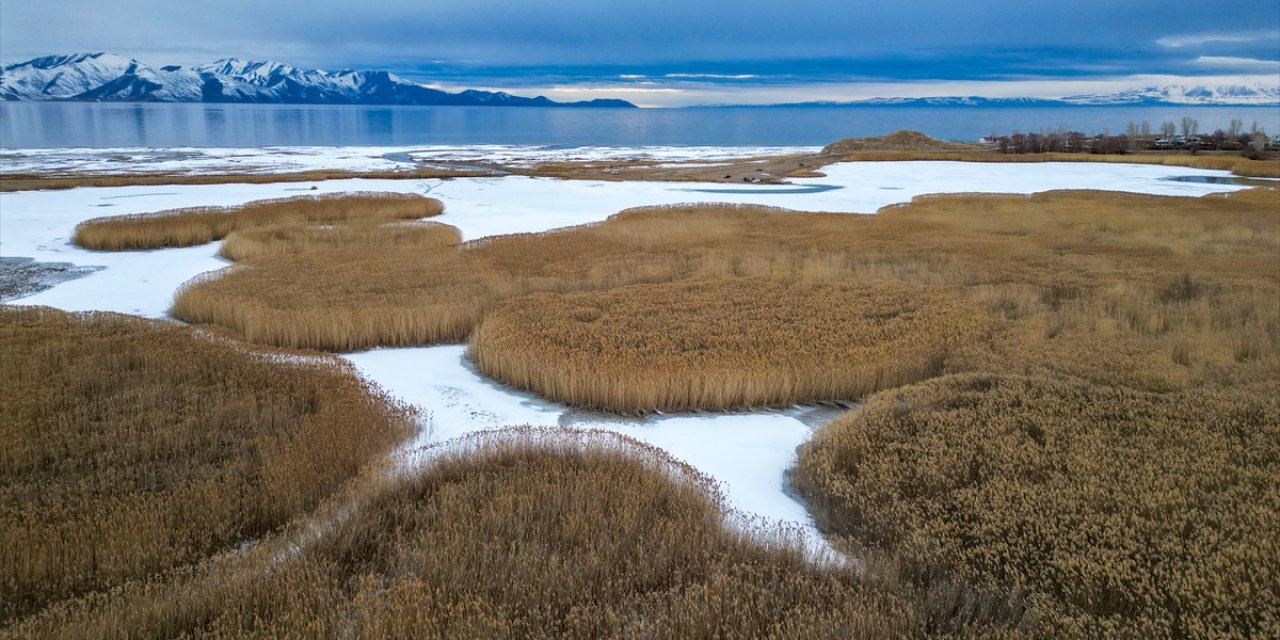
[0,53,637,108]
[705,84,1280,108]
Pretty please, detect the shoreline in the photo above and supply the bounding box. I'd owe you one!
[3,143,1277,192]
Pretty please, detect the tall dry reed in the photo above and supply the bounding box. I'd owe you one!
[0,306,416,624]
[470,278,989,412]
[795,373,1280,639]
[10,429,932,639]
[219,221,460,261]
[73,192,444,250]
[173,189,1278,411]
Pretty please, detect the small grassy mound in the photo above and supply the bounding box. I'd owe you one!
[14,430,926,639]
[73,192,444,250]
[821,130,983,155]
[0,306,416,624]
[795,374,1280,639]
[470,279,988,412]
[219,221,461,261]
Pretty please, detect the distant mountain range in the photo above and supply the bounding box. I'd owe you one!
[0,53,636,108]
[719,84,1280,108]
[4,53,1276,108]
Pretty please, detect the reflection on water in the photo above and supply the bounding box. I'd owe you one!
[3,102,1279,149]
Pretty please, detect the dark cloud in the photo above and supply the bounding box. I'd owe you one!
[2,0,1276,99]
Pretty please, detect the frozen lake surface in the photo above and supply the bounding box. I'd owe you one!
[0,154,1251,543]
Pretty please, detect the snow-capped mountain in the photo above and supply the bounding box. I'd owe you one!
[0,53,636,107]
[722,87,1278,109]
[1061,83,1280,106]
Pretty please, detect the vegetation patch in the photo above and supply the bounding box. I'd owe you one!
[470,279,988,412]
[176,188,1277,406]
[11,429,932,639]
[830,149,1280,178]
[73,192,444,250]
[219,220,460,261]
[0,306,416,624]
[821,130,984,154]
[794,373,1280,639]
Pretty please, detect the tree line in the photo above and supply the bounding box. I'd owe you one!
[987,118,1273,158]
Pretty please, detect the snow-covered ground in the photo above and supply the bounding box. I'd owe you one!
[0,155,1252,546]
[0,144,818,175]
[347,346,821,541]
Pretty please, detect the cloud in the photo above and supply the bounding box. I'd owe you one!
[665,73,760,80]
[1157,31,1276,48]
[468,74,1280,108]
[1192,56,1280,72]
[2,0,1278,105]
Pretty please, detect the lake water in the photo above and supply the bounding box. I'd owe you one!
[1,102,1277,149]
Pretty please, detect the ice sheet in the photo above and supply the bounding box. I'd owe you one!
[0,144,818,175]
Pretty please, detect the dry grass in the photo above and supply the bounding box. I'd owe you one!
[11,429,936,640]
[794,374,1280,639]
[0,306,416,625]
[173,187,1279,410]
[73,192,444,251]
[171,206,778,351]
[219,221,460,261]
[470,279,988,412]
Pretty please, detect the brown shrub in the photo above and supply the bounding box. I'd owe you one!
[470,279,989,412]
[73,192,444,250]
[0,306,416,624]
[794,374,1280,639]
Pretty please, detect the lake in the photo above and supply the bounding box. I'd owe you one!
[1,102,1277,149]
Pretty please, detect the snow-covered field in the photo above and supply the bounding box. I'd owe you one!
[0,153,1251,545]
[0,144,818,175]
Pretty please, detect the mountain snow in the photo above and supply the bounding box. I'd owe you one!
[1061,82,1280,106]
[4,53,1277,107]
[0,53,635,107]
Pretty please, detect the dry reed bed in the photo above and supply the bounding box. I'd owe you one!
[0,306,416,625]
[73,192,444,250]
[470,279,989,412]
[11,429,939,639]
[794,374,1280,639]
[219,221,461,261]
[171,206,773,351]
[174,189,1279,408]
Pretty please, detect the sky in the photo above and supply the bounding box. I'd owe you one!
[1,0,1277,106]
